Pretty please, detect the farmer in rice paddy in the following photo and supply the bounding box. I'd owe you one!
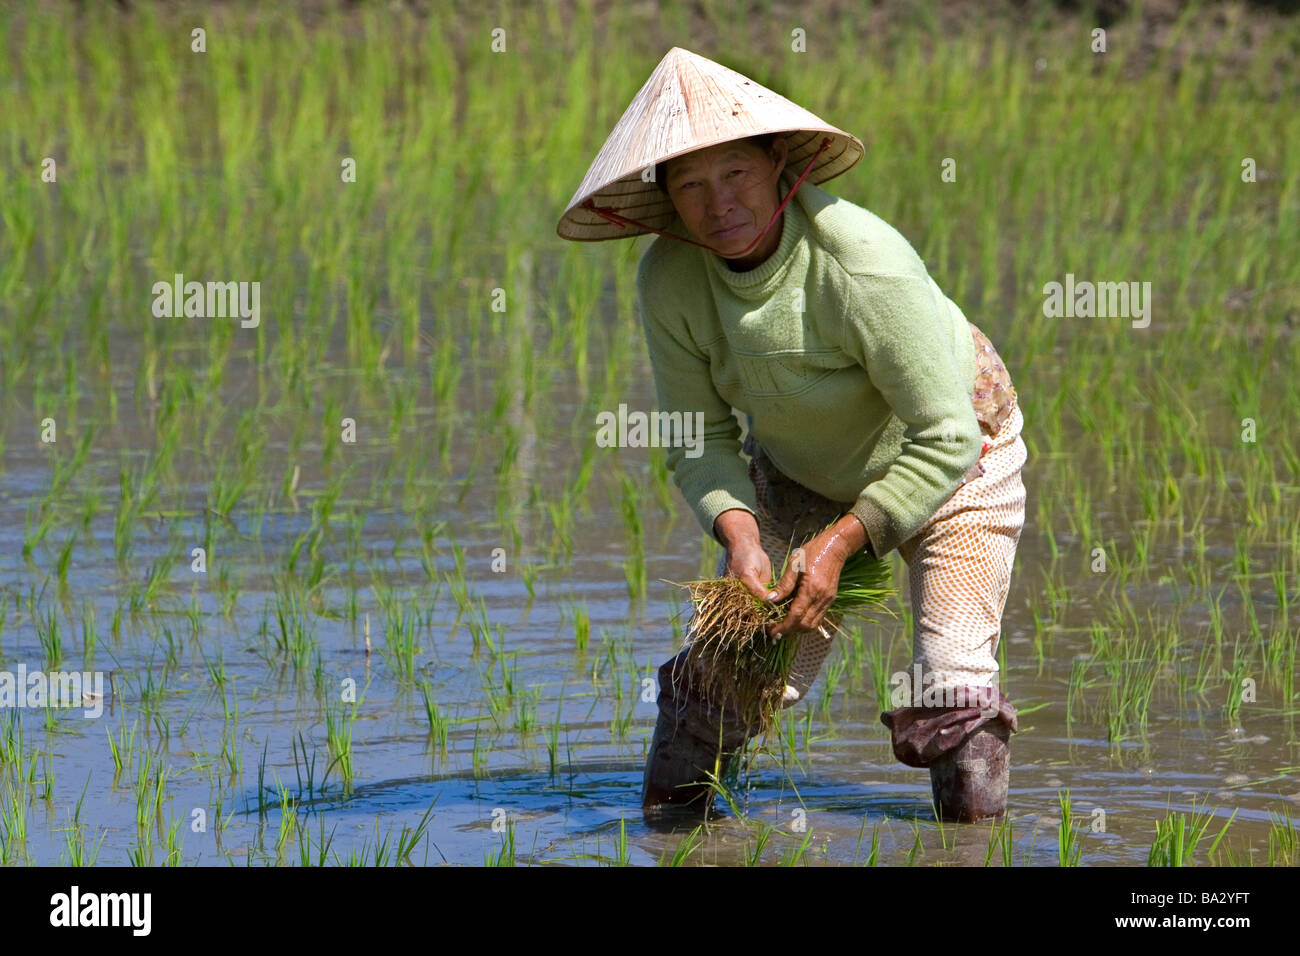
[557,47,1027,823]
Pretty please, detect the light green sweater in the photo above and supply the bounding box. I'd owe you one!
[635,170,982,559]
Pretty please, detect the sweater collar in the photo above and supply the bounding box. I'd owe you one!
[703,170,807,300]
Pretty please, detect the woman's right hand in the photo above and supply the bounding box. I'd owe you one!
[714,509,777,602]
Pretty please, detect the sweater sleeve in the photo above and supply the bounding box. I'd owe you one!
[636,261,758,543]
[836,273,982,557]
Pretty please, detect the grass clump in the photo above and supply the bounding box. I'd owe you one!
[672,529,894,734]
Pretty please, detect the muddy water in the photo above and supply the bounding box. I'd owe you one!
[1,327,1296,868]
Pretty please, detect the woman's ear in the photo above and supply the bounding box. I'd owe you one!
[771,135,790,174]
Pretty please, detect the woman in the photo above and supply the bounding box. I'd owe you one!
[557,48,1027,823]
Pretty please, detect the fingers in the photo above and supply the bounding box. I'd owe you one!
[767,560,800,604]
[768,593,807,638]
[768,580,836,637]
[740,568,775,602]
[727,547,774,602]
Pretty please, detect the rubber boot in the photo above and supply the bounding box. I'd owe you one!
[641,651,754,822]
[640,711,734,817]
[928,721,1011,822]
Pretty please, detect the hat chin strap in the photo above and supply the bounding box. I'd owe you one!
[581,136,832,256]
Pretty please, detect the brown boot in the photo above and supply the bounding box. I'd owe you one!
[928,722,1011,822]
[641,651,754,820]
[640,710,732,816]
[881,684,1019,823]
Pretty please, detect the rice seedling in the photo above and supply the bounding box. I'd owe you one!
[272,780,298,864]
[568,601,591,655]
[126,840,155,867]
[485,819,517,867]
[56,774,106,866]
[297,815,338,868]
[546,699,565,780]
[1222,647,1251,724]
[131,750,157,833]
[80,602,98,667]
[55,530,78,588]
[289,731,320,799]
[419,682,450,753]
[505,553,538,603]
[1097,637,1161,747]
[471,724,489,781]
[618,475,647,602]
[904,819,924,866]
[204,647,227,689]
[36,606,62,669]
[606,816,632,867]
[778,827,818,866]
[22,503,57,560]
[1056,789,1083,866]
[985,815,1015,868]
[254,739,272,820]
[106,720,137,778]
[63,810,109,867]
[161,814,184,866]
[858,821,882,867]
[268,584,320,672]
[376,589,421,682]
[324,697,358,793]
[670,532,893,734]
[38,755,55,803]
[515,686,542,738]
[220,702,244,777]
[1148,799,1236,867]
[466,597,498,657]
[0,779,30,864]
[395,801,439,866]
[817,653,848,718]
[127,556,176,614]
[133,660,172,727]
[1065,656,1090,725]
[546,496,575,562]
[609,694,636,741]
[1267,808,1297,866]
[661,824,704,867]
[743,822,769,868]
[0,712,22,780]
[768,707,804,774]
[864,636,894,711]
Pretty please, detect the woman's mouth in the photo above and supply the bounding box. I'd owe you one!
[712,223,746,238]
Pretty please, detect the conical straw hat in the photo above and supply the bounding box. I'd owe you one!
[557,47,865,243]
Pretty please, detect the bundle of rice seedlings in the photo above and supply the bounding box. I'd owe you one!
[671,531,895,735]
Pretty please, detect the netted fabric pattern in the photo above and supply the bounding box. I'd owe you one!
[896,396,1026,695]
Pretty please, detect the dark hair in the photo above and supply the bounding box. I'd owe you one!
[653,133,780,196]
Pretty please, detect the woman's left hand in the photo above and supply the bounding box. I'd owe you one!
[766,515,867,637]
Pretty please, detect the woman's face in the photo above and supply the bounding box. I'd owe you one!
[663,137,789,265]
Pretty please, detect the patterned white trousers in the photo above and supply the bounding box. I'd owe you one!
[895,396,1026,697]
[713,387,1027,709]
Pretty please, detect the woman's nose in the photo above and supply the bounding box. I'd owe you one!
[704,185,737,216]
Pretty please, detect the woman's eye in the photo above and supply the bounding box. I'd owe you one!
[676,170,744,189]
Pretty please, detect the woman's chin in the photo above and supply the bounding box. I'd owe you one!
[712,232,751,255]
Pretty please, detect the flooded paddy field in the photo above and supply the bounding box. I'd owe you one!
[1,0,1298,865]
